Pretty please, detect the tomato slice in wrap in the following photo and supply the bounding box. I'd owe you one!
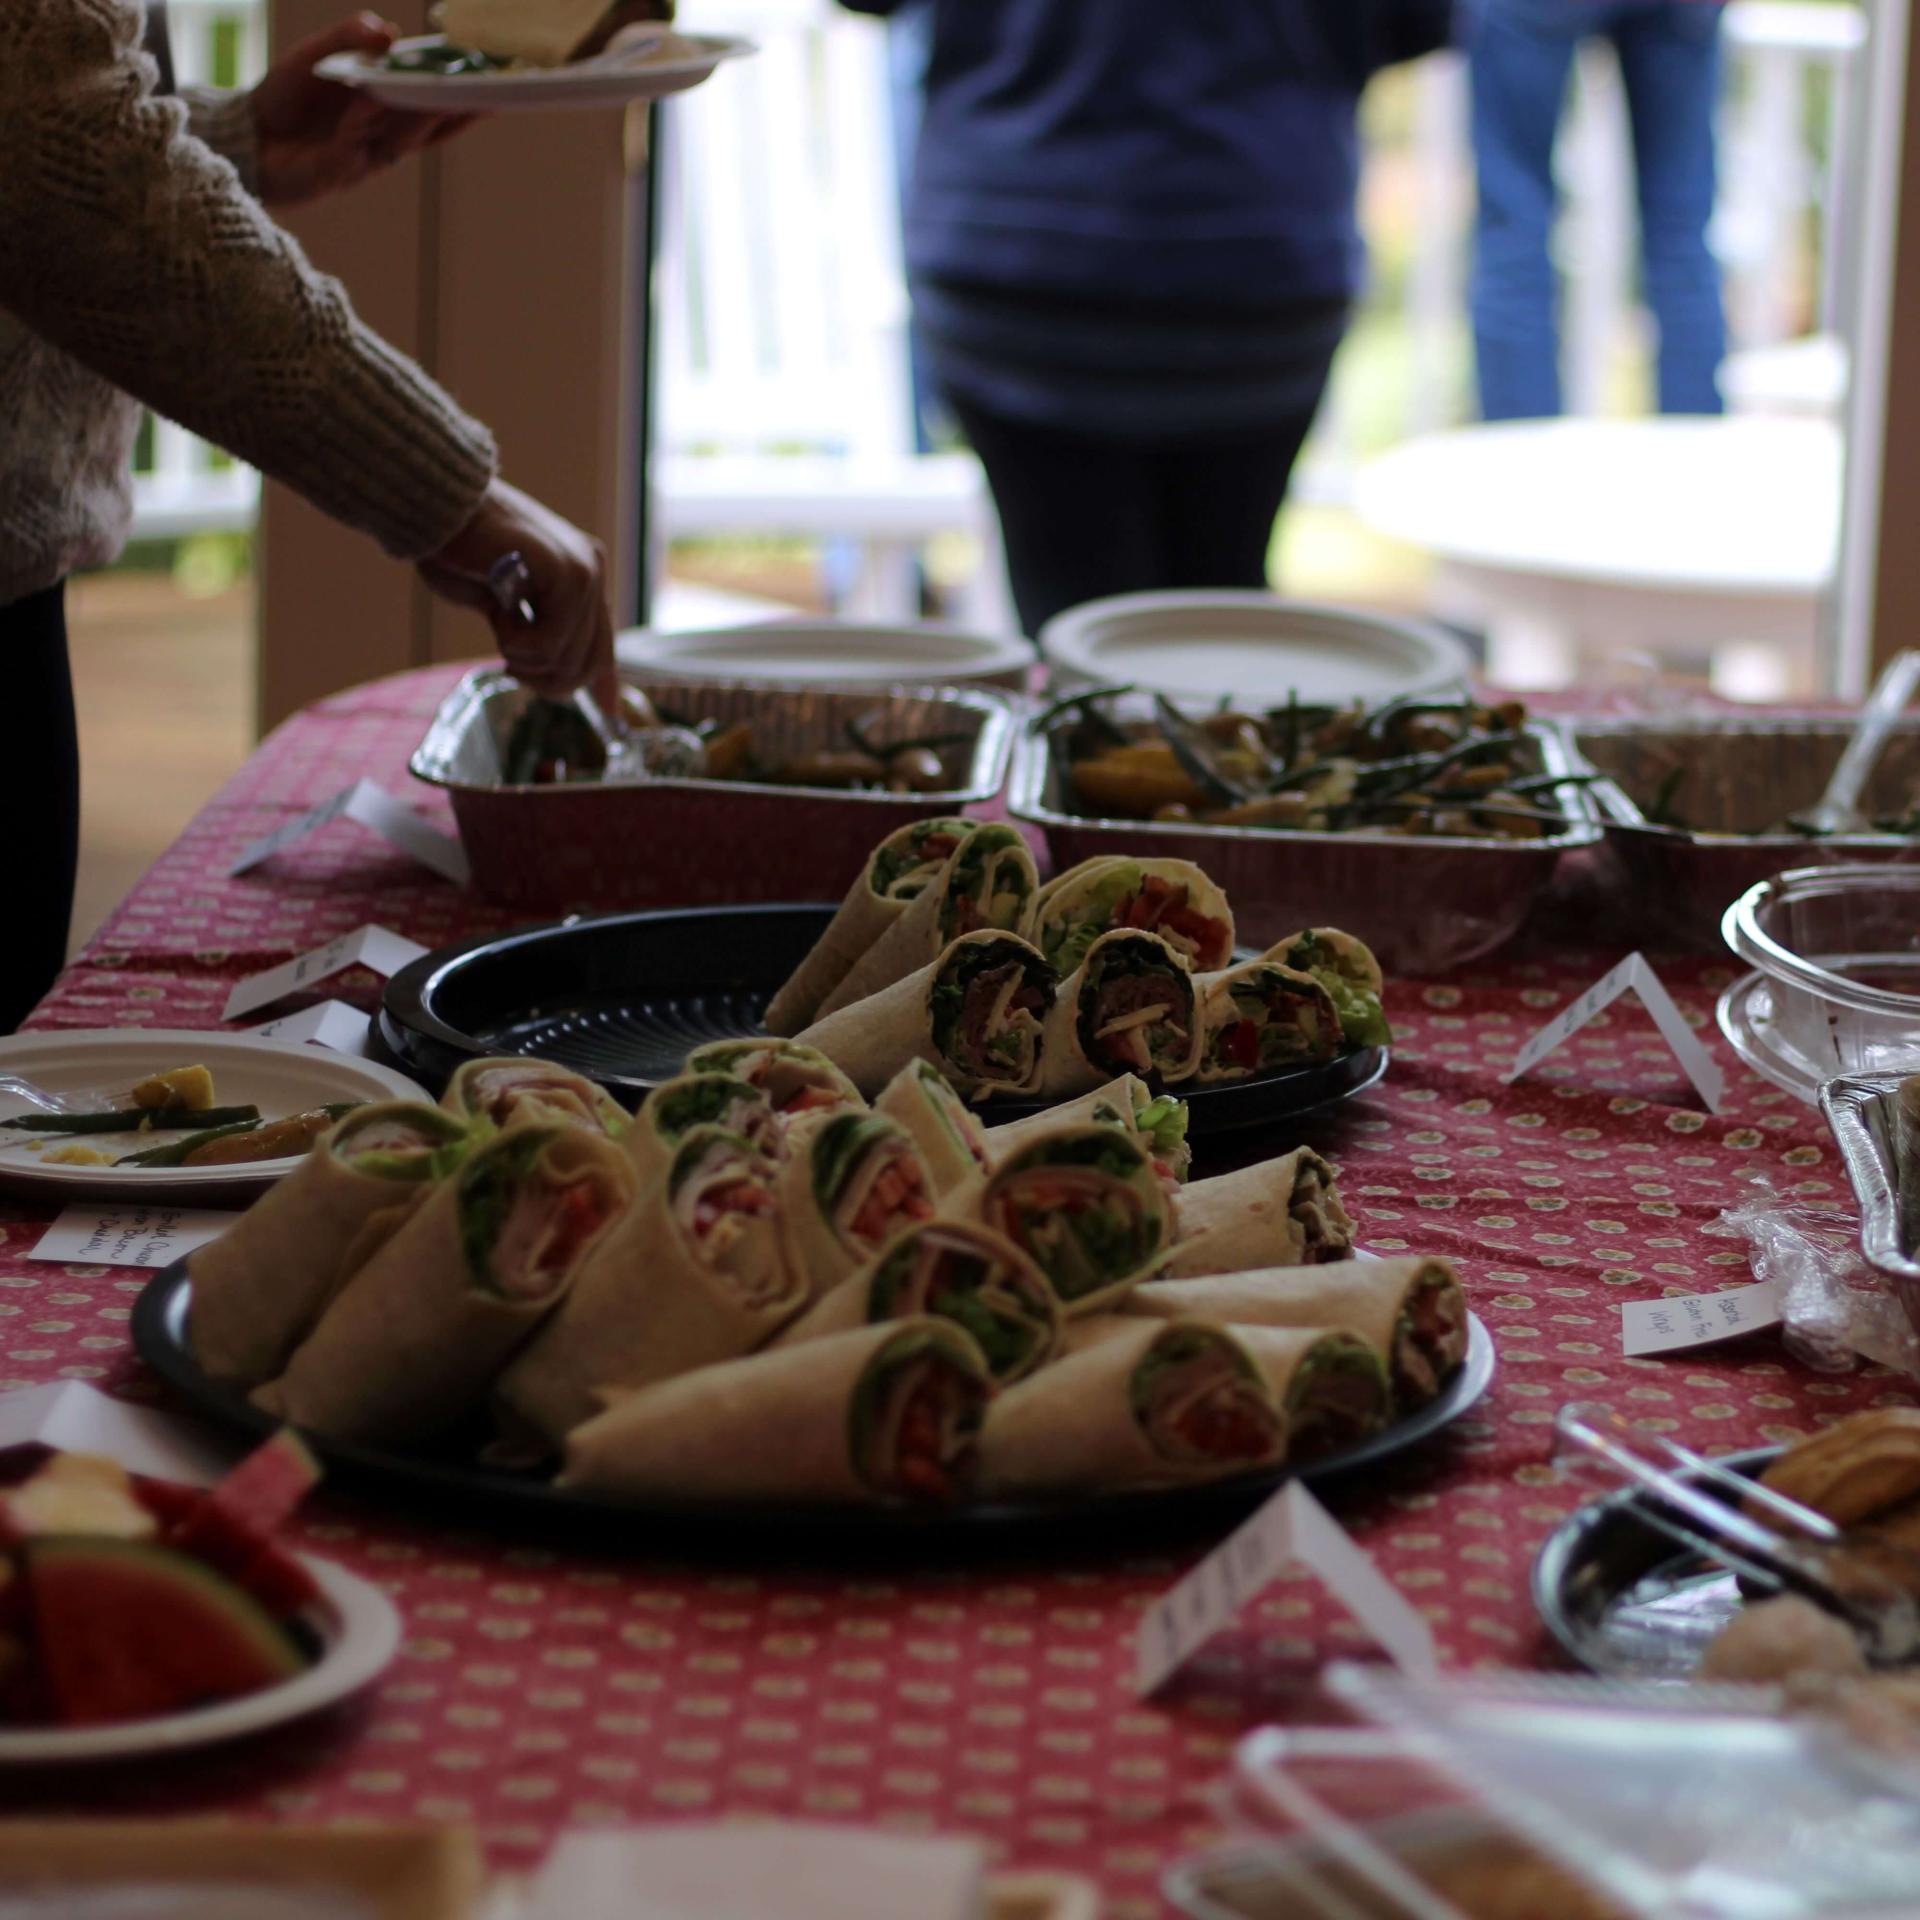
[847,1324,992,1504]
[1200,963,1342,1079]
[811,1114,937,1259]
[459,1128,627,1301]
[866,1222,1058,1383]
[1129,1327,1285,1471]
[1040,860,1234,974]
[928,936,1055,1091]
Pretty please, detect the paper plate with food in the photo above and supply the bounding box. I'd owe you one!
[133,1053,1492,1542]
[316,2,754,113]
[0,1431,399,1763]
[0,1028,429,1202]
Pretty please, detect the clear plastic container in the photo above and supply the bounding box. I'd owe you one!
[1718,865,1920,1100]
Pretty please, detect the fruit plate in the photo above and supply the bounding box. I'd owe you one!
[1530,1446,1777,1682]
[0,1030,430,1204]
[133,1262,1494,1548]
[375,904,1388,1140]
[0,1554,401,1764]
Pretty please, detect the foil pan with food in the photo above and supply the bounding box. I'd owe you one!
[1573,717,1920,950]
[411,670,1017,912]
[1011,688,1598,974]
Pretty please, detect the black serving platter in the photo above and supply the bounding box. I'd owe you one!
[132,1263,1492,1552]
[376,903,1388,1134]
[1532,1446,1777,1681]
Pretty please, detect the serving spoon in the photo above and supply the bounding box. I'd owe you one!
[1777,647,1920,837]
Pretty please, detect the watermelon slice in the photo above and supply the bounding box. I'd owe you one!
[25,1538,307,1726]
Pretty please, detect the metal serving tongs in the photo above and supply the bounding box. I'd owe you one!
[1556,1400,1920,1665]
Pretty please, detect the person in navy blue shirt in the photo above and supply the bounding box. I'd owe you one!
[843,0,1452,637]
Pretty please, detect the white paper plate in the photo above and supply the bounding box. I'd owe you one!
[1039,591,1471,707]
[315,31,753,113]
[0,1555,399,1764]
[616,620,1034,691]
[0,1029,428,1203]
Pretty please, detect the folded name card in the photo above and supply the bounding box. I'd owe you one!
[224,925,427,1022]
[228,779,468,885]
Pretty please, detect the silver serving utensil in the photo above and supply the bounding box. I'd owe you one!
[1556,1401,1920,1664]
[1151,695,1260,805]
[1779,648,1920,836]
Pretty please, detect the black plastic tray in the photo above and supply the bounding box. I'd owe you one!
[1531,1447,1776,1680]
[133,1263,1493,1553]
[376,903,1388,1135]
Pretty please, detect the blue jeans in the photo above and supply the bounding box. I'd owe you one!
[1467,0,1727,419]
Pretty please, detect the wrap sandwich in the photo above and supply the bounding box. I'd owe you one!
[1162,1148,1353,1279]
[623,1072,777,1188]
[1125,1257,1469,1410]
[1262,928,1391,1049]
[1031,857,1234,976]
[977,1320,1285,1496]
[945,1122,1170,1315]
[1194,961,1342,1082]
[813,823,1040,1020]
[763,816,970,1035]
[985,1074,1191,1185]
[442,1057,628,1138]
[188,1101,471,1386]
[795,930,1056,1100]
[776,1111,938,1302]
[1036,928,1203,1096]
[874,1059,991,1196]
[684,1039,864,1126]
[776,1219,1060,1383]
[560,1319,993,1506]
[256,1124,634,1444]
[495,1124,802,1448]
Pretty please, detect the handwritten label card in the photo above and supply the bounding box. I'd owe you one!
[1504,952,1726,1112]
[243,999,373,1056]
[1621,1278,1783,1356]
[223,924,427,1021]
[1136,1479,1436,1697]
[228,778,469,884]
[31,1204,239,1270]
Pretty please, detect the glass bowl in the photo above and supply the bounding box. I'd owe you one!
[1719,865,1920,1099]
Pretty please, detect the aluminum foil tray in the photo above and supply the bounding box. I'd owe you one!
[1009,711,1597,975]
[1822,1070,1920,1333]
[1572,716,1920,951]
[411,670,1017,912]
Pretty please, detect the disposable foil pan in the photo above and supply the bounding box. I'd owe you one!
[1008,713,1598,975]
[411,670,1017,912]
[1821,1071,1920,1334]
[1572,716,1920,951]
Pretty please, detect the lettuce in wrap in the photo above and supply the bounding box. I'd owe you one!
[1264,929,1391,1049]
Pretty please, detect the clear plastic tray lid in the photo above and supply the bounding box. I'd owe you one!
[1194,1666,1920,1920]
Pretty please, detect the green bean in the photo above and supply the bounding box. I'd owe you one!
[2,1104,260,1134]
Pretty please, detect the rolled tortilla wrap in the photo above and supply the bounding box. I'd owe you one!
[442,1057,628,1138]
[1126,1258,1469,1409]
[561,1319,993,1505]
[1162,1149,1353,1279]
[1262,928,1391,1049]
[874,1059,990,1197]
[495,1125,801,1448]
[188,1101,472,1386]
[814,823,1040,1020]
[1193,961,1342,1083]
[978,1320,1285,1496]
[1031,857,1235,976]
[1037,928,1203,1097]
[624,1073,776,1190]
[776,1219,1060,1383]
[795,931,1057,1101]
[985,1075,1191,1184]
[255,1125,634,1444]
[764,817,971,1035]
[944,1123,1170,1316]
[776,1111,938,1303]
[684,1039,864,1127]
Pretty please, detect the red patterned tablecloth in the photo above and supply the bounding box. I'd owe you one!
[5,665,1909,1914]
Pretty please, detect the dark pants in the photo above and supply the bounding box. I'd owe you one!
[1,584,78,1033]
[946,397,1324,638]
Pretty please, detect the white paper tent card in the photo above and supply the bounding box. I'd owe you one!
[0,1380,236,1486]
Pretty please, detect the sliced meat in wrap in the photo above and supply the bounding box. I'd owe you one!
[1037,928,1203,1097]
[875,1059,991,1196]
[442,1057,629,1139]
[1162,1148,1353,1279]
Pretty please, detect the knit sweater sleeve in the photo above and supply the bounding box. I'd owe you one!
[0,0,497,561]
[179,82,260,195]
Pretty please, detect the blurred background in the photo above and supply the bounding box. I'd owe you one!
[74,0,1863,942]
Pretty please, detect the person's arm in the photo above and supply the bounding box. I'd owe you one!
[0,0,491,563]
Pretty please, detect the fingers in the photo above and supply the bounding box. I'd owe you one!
[587,598,621,715]
[284,10,396,69]
[416,557,496,614]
